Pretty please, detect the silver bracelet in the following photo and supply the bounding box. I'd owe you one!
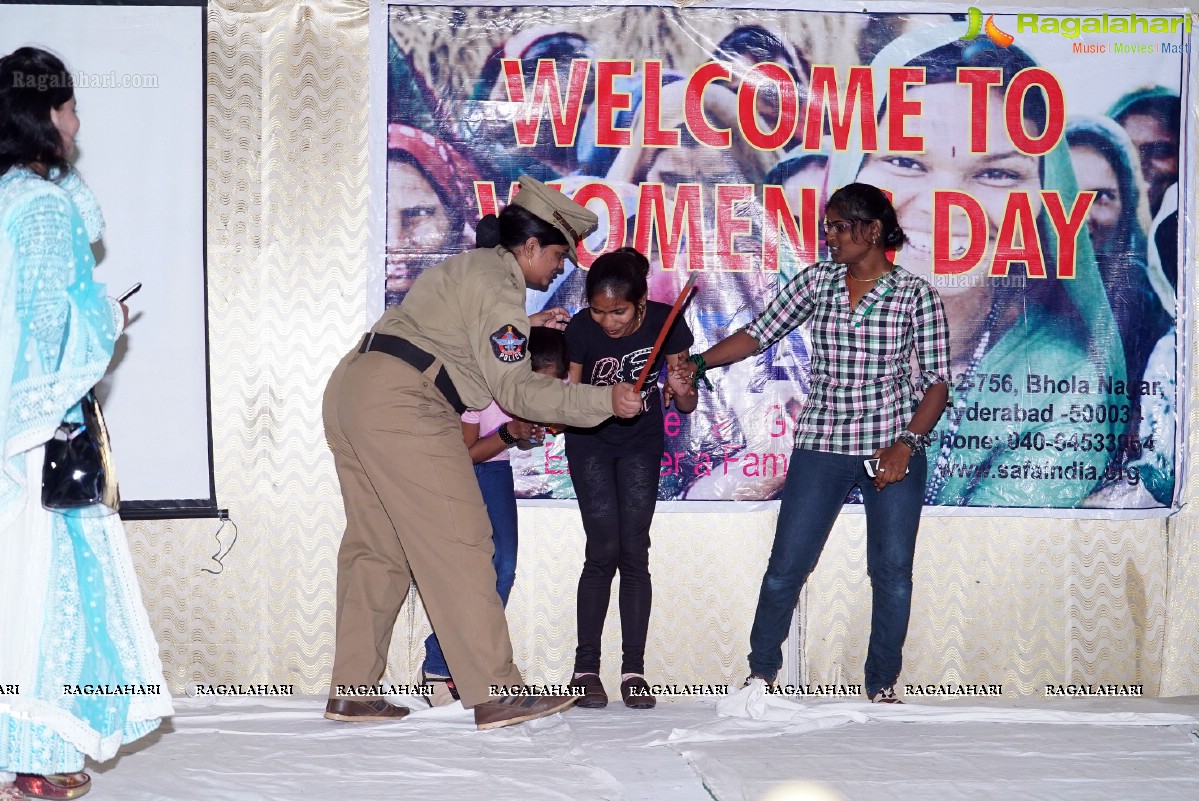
[897,430,925,454]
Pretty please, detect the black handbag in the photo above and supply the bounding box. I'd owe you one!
[41,390,120,512]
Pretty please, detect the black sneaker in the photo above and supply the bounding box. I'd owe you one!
[741,674,778,691]
[738,676,776,690]
[620,676,656,709]
[567,673,608,708]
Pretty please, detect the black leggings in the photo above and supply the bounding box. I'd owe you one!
[568,447,661,675]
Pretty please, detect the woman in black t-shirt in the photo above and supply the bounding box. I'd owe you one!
[564,247,696,710]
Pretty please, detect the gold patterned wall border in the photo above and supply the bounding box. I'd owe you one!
[1162,168,1199,692]
[504,508,779,692]
[1160,84,1199,696]
[1162,516,1199,695]
[1160,83,1199,694]
[803,515,1168,696]
[125,518,250,690]
[1064,519,1167,693]
[383,507,780,694]
[253,3,370,692]
[147,0,375,695]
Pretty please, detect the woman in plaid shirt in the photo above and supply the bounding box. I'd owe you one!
[681,183,951,702]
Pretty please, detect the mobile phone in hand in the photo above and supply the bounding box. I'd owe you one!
[117,282,142,302]
[864,458,908,479]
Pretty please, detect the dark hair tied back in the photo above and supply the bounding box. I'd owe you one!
[474,203,568,253]
[585,246,649,304]
[826,182,908,251]
[614,246,650,280]
[475,213,501,248]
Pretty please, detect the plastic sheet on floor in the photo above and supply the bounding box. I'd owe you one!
[70,694,1199,800]
[663,684,1199,801]
[83,696,714,801]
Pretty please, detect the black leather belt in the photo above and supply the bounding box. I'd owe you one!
[359,332,466,414]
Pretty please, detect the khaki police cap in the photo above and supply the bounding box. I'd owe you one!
[510,174,599,265]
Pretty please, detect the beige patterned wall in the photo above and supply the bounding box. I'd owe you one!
[123,0,1199,699]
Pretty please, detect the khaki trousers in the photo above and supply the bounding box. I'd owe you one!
[323,347,524,708]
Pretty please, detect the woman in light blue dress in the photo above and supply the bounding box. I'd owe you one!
[0,47,171,800]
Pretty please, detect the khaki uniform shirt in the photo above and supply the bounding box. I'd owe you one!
[374,246,612,426]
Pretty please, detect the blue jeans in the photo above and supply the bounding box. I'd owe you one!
[748,448,927,696]
[423,460,518,677]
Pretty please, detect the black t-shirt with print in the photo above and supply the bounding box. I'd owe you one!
[564,300,694,455]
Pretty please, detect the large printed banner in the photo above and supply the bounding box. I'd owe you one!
[380,2,1191,510]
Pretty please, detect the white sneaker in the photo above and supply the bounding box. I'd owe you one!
[869,686,902,703]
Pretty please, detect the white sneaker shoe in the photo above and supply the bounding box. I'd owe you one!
[869,686,902,703]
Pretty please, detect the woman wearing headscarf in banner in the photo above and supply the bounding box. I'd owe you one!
[826,25,1128,508]
[384,123,479,306]
[677,182,951,702]
[605,78,808,501]
[1106,86,1180,223]
[323,175,643,731]
[1066,120,1176,509]
[1064,116,1171,392]
[0,47,172,800]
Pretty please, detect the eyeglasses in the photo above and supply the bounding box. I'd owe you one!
[822,220,856,235]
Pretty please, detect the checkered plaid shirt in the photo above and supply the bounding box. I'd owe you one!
[745,261,952,455]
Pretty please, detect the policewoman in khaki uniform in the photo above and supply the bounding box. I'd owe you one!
[323,176,643,730]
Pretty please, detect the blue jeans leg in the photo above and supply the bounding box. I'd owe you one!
[748,449,858,681]
[860,452,926,696]
[476,461,519,605]
[423,460,518,677]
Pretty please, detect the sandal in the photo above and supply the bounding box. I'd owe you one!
[13,773,92,800]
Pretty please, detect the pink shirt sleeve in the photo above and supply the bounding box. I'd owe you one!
[462,401,515,463]
[476,401,514,437]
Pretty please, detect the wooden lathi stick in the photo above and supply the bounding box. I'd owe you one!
[632,273,699,393]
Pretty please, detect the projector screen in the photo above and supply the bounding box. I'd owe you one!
[0,1,215,517]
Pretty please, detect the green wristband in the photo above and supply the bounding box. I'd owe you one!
[688,353,713,390]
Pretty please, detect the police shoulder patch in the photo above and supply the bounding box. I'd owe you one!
[490,324,527,363]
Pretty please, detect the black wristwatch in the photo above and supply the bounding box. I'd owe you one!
[896,430,925,454]
[496,423,518,446]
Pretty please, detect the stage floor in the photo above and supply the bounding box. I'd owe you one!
[84,690,1199,801]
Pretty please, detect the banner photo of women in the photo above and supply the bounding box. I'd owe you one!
[380,2,1192,511]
